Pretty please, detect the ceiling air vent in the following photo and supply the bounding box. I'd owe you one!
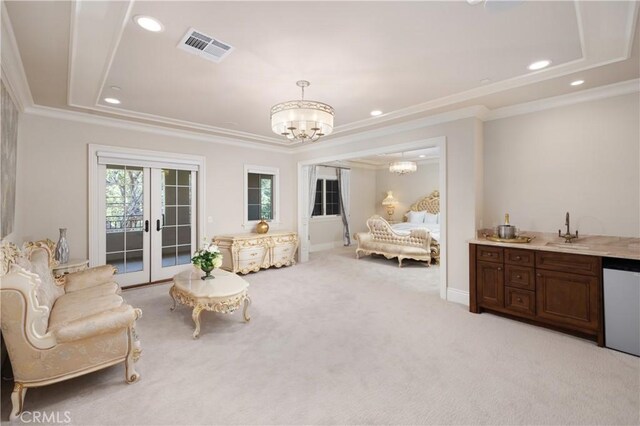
[177,28,234,63]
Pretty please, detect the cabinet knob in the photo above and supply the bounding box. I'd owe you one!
[497,267,502,271]
[536,273,542,277]
[516,274,521,279]
[517,297,523,303]
[515,256,521,260]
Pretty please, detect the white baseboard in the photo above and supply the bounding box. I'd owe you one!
[309,241,342,253]
[447,288,469,306]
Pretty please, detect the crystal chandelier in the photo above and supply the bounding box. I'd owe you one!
[389,161,417,174]
[271,80,334,143]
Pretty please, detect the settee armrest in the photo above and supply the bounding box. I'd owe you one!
[64,265,117,293]
[53,305,142,343]
[354,232,371,243]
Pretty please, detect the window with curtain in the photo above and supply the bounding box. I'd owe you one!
[312,179,341,217]
[247,172,274,221]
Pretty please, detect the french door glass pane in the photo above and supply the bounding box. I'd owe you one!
[105,165,144,274]
[162,169,192,268]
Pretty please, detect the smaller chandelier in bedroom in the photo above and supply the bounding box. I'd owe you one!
[389,160,417,175]
[270,80,334,143]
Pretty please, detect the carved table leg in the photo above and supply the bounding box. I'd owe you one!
[9,382,26,420]
[192,305,204,339]
[243,295,252,322]
[125,327,140,383]
[169,285,178,311]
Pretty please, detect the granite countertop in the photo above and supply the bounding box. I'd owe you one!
[469,230,640,261]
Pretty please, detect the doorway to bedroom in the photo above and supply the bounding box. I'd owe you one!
[297,137,447,299]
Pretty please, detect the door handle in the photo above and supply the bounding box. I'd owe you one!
[156,219,162,231]
[144,220,149,233]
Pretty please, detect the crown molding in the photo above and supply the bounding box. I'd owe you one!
[485,78,640,121]
[0,2,34,112]
[79,102,286,146]
[297,105,488,154]
[623,1,639,59]
[23,105,292,154]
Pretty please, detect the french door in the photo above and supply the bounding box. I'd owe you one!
[99,164,197,286]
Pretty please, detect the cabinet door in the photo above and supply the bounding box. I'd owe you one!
[536,269,599,331]
[477,261,504,308]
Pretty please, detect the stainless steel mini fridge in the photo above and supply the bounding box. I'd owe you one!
[603,257,640,357]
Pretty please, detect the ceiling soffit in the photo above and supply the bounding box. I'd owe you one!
[5,1,639,147]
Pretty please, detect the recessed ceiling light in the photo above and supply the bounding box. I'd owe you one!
[570,80,585,86]
[528,60,551,71]
[134,15,164,32]
[370,110,383,117]
[467,0,484,4]
[419,154,426,158]
[104,97,121,105]
[110,85,121,91]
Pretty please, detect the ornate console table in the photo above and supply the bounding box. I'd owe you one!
[214,232,298,275]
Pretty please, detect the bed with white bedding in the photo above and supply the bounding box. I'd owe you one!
[395,191,441,264]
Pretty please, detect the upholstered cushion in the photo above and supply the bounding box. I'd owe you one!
[49,292,125,331]
[64,265,117,293]
[406,210,426,224]
[17,249,64,311]
[53,305,138,343]
[58,281,121,303]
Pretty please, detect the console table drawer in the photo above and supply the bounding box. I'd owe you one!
[215,232,299,275]
[505,265,535,290]
[505,249,534,267]
[477,246,503,263]
[505,287,535,316]
[535,251,601,276]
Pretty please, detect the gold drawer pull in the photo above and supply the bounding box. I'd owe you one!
[515,255,521,260]
[497,267,502,271]
[517,297,523,303]
[516,274,522,279]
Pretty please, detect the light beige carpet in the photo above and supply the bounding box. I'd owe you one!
[1,247,638,425]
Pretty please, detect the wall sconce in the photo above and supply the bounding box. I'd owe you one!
[381,191,399,222]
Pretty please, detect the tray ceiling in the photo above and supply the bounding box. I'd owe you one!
[4,1,639,147]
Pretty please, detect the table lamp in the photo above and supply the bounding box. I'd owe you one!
[381,191,399,222]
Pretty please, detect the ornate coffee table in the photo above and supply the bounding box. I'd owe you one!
[170,267,251,339]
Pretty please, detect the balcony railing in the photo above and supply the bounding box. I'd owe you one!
[106,215,144,233]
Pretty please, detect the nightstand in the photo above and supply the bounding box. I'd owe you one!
[52,259,89,277]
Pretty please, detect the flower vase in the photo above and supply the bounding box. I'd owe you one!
[55,228,70,264]
[200,265,215,280]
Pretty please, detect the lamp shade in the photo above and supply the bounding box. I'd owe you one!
[389,161,417,175]
[381,191,398,206]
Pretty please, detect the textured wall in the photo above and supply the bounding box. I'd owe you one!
[374,161,439,221]
[15,114,297,258]
[484,93,640,237]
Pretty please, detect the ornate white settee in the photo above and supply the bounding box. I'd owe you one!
[355,216,432,267]
[0,241,142,420]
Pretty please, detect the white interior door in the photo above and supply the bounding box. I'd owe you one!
[150,168,197,282]
[100,164,151,287]
[98,165,196,286]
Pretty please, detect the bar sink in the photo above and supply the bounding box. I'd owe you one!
[545,242,591,250]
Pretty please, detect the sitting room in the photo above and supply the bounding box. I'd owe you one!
[1,1,639,425]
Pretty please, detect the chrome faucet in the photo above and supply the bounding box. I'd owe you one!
[558,211,578,243]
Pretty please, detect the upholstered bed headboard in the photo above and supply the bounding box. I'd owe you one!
[407,190,440,215]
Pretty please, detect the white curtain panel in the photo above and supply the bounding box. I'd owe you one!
[307,165,318,218]
[337,168,351,246]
